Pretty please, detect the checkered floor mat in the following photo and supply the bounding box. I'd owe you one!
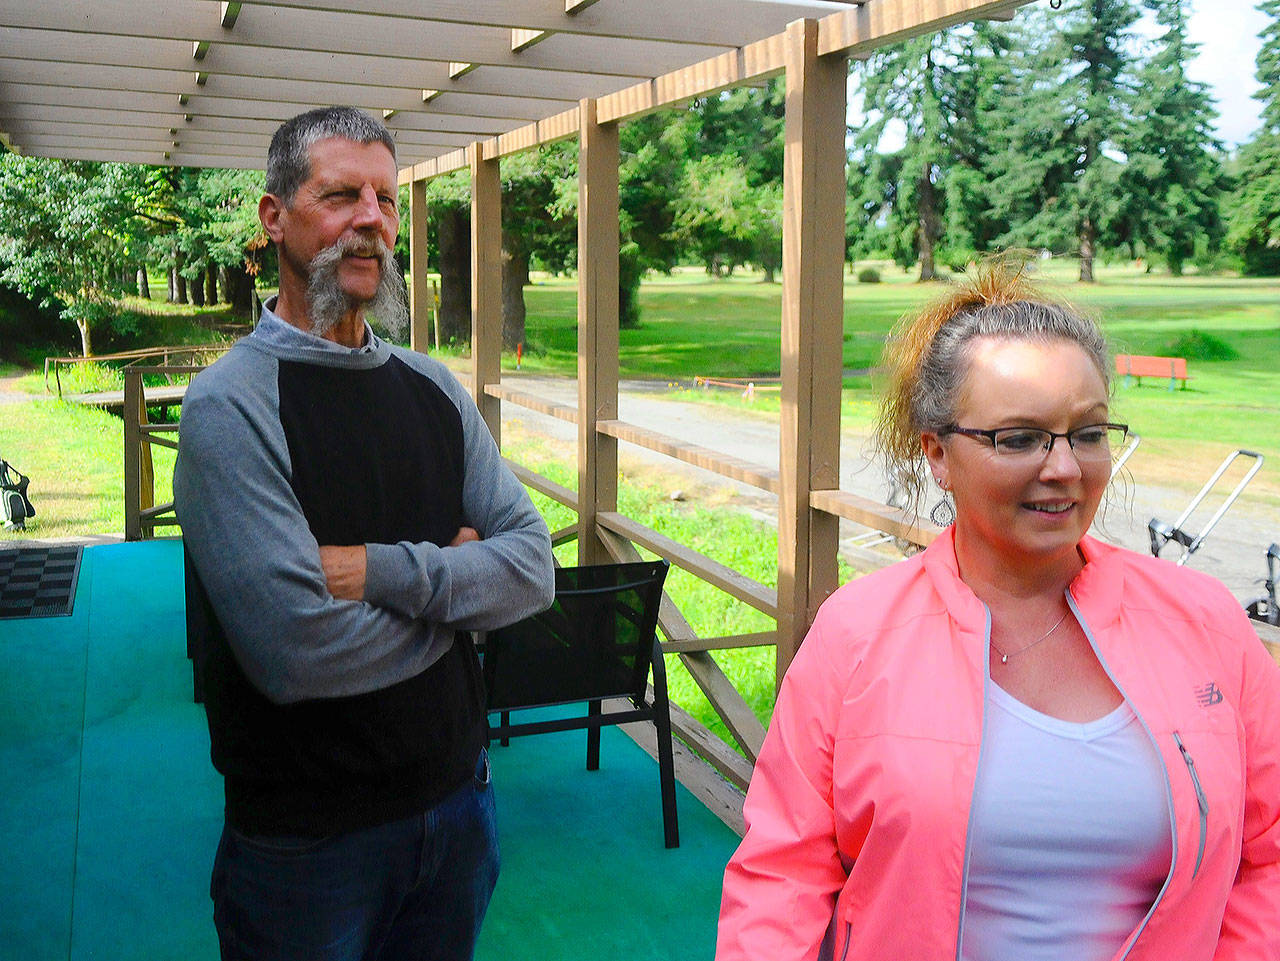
[0,546,83,618]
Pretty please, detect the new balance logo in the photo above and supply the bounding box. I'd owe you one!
[1195,682,1223,707]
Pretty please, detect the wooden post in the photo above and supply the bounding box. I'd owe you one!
[470,144,503,444]
[409,178,431,353]
[122,370,154,541]
[777,19,848,683]
[576,98,620,566]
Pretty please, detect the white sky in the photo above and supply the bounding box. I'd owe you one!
[1180,0,1267,147]
[849,1,1270,152]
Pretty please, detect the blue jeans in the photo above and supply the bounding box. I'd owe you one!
[211,750,499,961]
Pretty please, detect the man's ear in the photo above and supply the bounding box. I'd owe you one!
[259,194,286,244]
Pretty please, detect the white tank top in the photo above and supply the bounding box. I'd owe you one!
[959,681,1173,961]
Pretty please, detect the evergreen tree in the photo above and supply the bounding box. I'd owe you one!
[1115,0,1225,274]
[852,32,951,280]
[986,0,1140,281]
[1226,1,1280,274]
[851,24,1010,279]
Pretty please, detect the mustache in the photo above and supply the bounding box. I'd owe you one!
[304,234,409,341]
[308,233,388,272]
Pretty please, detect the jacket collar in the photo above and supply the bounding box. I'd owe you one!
[921,527,1126,634]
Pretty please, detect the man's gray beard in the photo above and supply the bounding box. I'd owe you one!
[304,236,410,342]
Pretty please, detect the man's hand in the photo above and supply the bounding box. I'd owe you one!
[321,531,475,602]
[319,545,367,601]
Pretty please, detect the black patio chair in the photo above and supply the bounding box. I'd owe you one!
[483,558,679,848]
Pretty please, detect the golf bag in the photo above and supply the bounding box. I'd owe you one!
[1,459,34,531]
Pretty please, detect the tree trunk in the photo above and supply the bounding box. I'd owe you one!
[173,252,189,304]
[218,265,232,304]
[762,265,776,284]
[77,319,92,358]
[501,240,529,350]
[137,267,150,301]
[190,270,206,306]
[916,161,940,282]
[205,264,219,305]
[167,265,177,303]
[436,206,471,345]
[229,267,256,320]
[1078,217,1096,283]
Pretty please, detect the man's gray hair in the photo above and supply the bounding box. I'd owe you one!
[266,106,397,203]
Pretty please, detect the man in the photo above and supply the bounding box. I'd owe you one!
[174,106,555,961]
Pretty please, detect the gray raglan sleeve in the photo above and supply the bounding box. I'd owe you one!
[361,358,555,629]
[174,359,453,705]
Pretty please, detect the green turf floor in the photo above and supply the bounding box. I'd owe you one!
[0,540,740,961]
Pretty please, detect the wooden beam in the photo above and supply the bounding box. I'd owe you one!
[597,512,777,617]
[595,32,787,124]
[818,0,1031,57]
[0,2,727,79]
[469,143,503,443]
[483,382,579,425]
[0,59,552,130]
[809,489,941,547]
[511,28,549,52]
[236,0,842,48]
[660,632,776,654]
[777,19,847,683]
[576,97,620,566]
[505,460,579,511]
[409,179,431,354]
[19,143,264,168]
[596,418,780,494]
[0,30,596,103]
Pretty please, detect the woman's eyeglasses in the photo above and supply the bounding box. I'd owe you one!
[942,423,1129,463]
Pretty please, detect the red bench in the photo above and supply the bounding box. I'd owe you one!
[1115,354,1189,390]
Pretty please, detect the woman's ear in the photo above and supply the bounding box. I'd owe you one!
[921,432,948,490]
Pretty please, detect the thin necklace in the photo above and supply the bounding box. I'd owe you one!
[991,611,1069,665]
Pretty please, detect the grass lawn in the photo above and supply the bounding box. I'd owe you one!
[3,261,1278,742]
[506,261,1280,504]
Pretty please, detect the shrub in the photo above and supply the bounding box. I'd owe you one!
[1166,329,1239,361]
[856,267,882,284]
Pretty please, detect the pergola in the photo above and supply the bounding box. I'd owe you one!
[1,0,1034,798]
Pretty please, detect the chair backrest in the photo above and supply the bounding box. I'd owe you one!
[483,559,669,711]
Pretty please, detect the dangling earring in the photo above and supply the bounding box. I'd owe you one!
[930,494,955,527]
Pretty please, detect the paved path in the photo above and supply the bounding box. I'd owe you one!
[497,373,1279,604]
[3,369,1276,602]
[0,373,30,405]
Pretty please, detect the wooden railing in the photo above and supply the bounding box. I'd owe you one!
[120,365,1280,814]
[123,365,202,541]
[45,344,229,398]
[480,375,935,781]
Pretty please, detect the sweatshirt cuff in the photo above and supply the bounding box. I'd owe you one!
[363,541,438,618]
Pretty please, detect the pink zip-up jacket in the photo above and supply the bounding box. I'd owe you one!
[717,530,1280,961]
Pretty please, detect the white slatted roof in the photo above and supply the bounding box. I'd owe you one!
[0,0,1027,173]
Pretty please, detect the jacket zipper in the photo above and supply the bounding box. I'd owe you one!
[1066,593,1177,961]
[1172,731,1208,878]
[953,606,992,961]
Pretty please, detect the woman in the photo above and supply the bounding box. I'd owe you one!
[716,262,1280,961]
